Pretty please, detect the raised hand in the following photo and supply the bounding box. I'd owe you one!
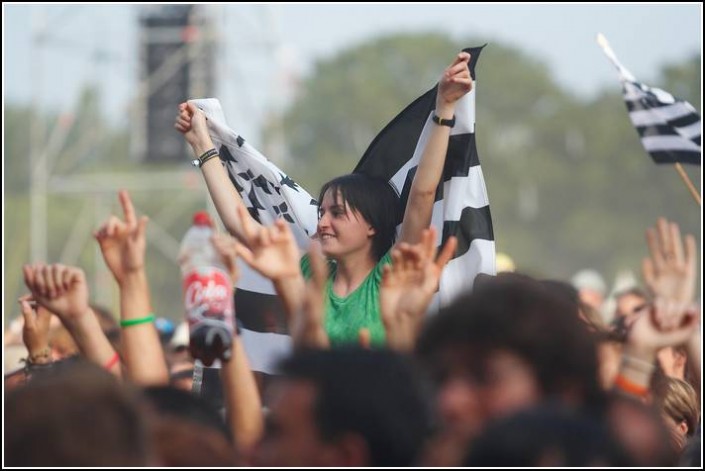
[18,294,52,363]
[22,263,91,327]
[292,241,330,349]
[211,233,241,283]
[94,190,149,285]
[175,102,214,155]
[380,227,457,351]
[627,305,699,361]
[437,52,472,109]
[233,205,301,281]
[642,218,697,330]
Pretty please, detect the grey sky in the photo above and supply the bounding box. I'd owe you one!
[3,3,701,142]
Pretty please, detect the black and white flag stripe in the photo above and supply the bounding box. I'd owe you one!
[356,45,495,305]
[192,98,312,374]
[191,46,495,372]
[598,34,701,165]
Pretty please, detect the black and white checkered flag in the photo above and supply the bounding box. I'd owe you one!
[598,34,701,165]
[191,46,495,372]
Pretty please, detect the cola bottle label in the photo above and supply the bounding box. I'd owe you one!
[183,267,234,331]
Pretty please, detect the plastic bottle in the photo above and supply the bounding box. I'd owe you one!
[179,211,234,366]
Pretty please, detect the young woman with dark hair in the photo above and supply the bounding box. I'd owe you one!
[175,52,472,345]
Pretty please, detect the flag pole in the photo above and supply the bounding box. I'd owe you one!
[673,163,701,206]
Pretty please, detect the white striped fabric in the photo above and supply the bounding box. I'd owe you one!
[356,45,495,306]
[598,34,701,165]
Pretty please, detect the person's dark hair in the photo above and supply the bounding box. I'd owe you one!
[417,272,604,410]
[464,402,632,466]
[318,173,400,261]
[5,360,151,466]
[152,417,239,466]
[142,385,231,442]
[541,279,580,315]
[279,348,432,466]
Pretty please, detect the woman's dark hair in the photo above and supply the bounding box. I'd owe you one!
[318,173,400,261]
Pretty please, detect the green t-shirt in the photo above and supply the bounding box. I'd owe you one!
[300,252,392,347]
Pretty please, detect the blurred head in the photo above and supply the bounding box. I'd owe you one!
[606,395,677,466]
[152,417,239,466]
[614,287,650,321]
[317,174,400,262]
[652,376,699,450]
[542,279,606,331]
[417,273,603,446]
[464,403,631,466]
[142,385,231,442]
[5,360,152,466]
[255,348,431,467]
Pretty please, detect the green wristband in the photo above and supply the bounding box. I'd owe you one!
[120,314,156,328]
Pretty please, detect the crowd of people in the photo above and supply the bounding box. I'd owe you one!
[4,52,701,467]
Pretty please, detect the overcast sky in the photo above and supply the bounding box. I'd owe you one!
[3,3,701,141]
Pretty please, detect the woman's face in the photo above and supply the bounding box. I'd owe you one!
[317,189,375,260]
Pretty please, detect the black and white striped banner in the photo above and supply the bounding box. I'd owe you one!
[598,34,701,165]
[356,46,495,306]
[191,46,495,372]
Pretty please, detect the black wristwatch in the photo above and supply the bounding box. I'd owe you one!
[192,148,219,168]
[432,113,456,128]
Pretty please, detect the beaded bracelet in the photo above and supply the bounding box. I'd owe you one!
[28,347,52,364]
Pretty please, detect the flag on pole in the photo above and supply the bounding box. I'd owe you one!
[191,45,495,373]
[597,34,701,165]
